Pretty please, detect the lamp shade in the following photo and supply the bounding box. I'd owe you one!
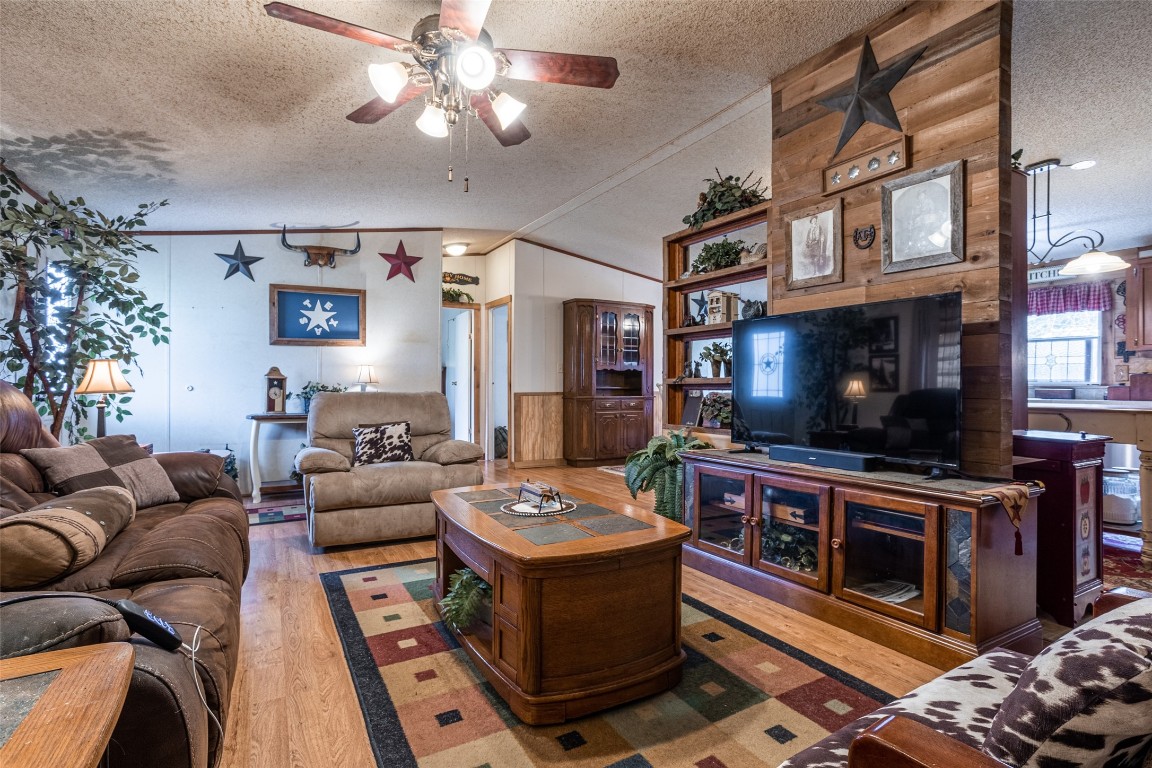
[1058,249,1128,276]
[491,91,526,130]
[416,104,449,137]
[368,62,409,103]
[75,359,134,395]
[843,379,867,399]
[356,365,379,385]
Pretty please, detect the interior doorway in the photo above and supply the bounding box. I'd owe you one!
[487,297,511,461]
[440,305,479,442]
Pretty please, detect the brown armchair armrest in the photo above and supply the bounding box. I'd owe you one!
[1094,586,1152,618]
[849,716,1010,768]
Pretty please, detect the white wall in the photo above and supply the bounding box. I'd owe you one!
[126,230,442,491]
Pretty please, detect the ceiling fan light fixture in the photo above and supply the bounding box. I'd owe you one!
[1068,160,1097,171]
[443,243,469,256]
[491,91,526,130]
[456,45,496,91]
[368,61,410,103]
[416,103,449,137]
[1058,249,1128,276]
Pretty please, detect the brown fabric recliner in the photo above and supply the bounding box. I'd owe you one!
[0,381,248,768]
[295,390,483,547]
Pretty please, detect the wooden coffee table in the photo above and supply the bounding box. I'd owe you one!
[432,484,691,724]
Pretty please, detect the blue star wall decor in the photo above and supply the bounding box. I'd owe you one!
[216,240,263,281]
[817,36,926,159]
[380,240,423,281]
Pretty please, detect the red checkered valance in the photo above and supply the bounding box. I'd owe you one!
[1027,280,1114,316]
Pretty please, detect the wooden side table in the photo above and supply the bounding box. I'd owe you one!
[0,644,135,768]
[246,412,307,502]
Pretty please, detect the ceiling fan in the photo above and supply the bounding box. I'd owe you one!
[264,0,620,147]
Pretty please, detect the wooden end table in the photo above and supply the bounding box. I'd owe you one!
[432,484,691,724]
[0,643,135,768]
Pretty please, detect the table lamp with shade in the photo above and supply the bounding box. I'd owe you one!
[843,379,867,426]
[356,365,378,392]
[74,359,134,438]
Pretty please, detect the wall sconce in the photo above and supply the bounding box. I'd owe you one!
[75,359,134,437]
[356,365,379,392]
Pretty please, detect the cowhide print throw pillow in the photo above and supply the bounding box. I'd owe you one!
[983,598,1152,768]
[352,421,414,466]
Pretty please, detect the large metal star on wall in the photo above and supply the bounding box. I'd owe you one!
[216,240,263,281]
[818,36,926,159]
[379,240,422,282]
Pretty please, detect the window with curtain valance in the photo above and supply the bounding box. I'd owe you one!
[1027,280,1114,316]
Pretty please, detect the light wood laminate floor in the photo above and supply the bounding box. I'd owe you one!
[220,462,940,768]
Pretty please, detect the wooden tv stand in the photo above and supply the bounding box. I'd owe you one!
[681,450,1043,669]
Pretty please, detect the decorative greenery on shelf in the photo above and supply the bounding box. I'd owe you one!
[442,286,474,303]
[624,430,713,522]
[698,341,731,364]
[691,238,746,275]
[439,568,492,631]
[682,169,767,231]
[700,392,733,427]
[0,166,170,441]
[288,381,347,413]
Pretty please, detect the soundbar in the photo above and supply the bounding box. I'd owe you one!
[768,444,880,472]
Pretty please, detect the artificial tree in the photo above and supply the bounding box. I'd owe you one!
[0,166,170,440]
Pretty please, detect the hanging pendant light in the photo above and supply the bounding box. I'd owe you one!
[416,103,449,137]
[1058,249,1129,276]
[368,62,410,103]
[490,91,526,129]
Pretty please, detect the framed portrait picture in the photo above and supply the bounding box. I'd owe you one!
[881,160,964,274]
[869,316,898,353]
[869,355,899,393]
[785,198,843,290]
[270,284,366,346]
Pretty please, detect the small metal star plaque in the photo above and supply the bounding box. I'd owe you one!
[822,137,909,195]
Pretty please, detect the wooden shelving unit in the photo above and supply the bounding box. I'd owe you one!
[662,201,772,430]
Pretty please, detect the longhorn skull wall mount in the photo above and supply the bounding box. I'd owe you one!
[279,227,361,268]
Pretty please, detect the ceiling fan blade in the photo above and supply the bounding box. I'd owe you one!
[264,2,414,52]
[347,83,427,124]
[471,93,531,146]
[497,49,619,88]
[438,0,491,41]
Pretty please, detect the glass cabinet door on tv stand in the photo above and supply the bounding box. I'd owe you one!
[690,463,754,564]
[754,475,832,592]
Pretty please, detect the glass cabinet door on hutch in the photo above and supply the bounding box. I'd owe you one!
[622,312,642,366]
[597,307,619,369]
[754,475,831,591]
[690,464,753,564]
[832,489,939,630]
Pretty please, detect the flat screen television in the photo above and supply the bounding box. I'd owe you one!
[730,292,963,470]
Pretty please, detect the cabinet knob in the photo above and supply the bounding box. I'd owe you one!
[831,537,842,549]
[740,515,750,525]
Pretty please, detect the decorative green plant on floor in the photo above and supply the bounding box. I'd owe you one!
[691,238,746,274]
[0,166,170,441]
[439,568,492,631]
[624,430,712,522]
[682,169,767,231]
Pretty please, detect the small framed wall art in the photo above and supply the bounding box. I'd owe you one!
[785,197,843,290]
[881,160,965,274]
[270,284,366,346]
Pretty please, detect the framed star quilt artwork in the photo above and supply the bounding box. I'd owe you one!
[269,284,365,346]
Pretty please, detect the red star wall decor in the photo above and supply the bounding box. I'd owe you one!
[379,240,422,281]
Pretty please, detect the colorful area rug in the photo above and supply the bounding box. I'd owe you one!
[1103,533,1151,591]
[246,504,307,526]
[320,558,893,767]
[597,465,628,476]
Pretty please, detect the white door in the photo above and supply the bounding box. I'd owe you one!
[441,308,473,441]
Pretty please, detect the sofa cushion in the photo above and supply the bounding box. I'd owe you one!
[1,454,47,494]
[311,460,462,511]
[0,486,136,589]
[21,435,179,509]
[110,513,245,593]
[309,390,451,461]
[421,439,483,465]
[353,421,413,465]
[780,649,1030,768]
[983,599,1152,768]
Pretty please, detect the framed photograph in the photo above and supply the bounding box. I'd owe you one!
[269,284,365,346]
[869,316,898,353]
[881,160,964,274]
[869,355,899,393]
[785,197,843,290]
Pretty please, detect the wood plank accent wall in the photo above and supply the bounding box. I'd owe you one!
[769,0,1016,476]
[513,392,565,468]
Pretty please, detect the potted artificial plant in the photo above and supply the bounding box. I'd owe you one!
[289,381,348,413]
[699,341,732,378]
[700,392,733,428]
[624,430,712,522]
[0,166,170,441]
[691,239,746,275]
[439,568,492,631]
[682,169,767,231]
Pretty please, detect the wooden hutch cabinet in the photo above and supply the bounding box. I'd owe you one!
[683,449,1044,669]
[563,299,654,466]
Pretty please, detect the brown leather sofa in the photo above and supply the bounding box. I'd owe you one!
[0,382,248,768]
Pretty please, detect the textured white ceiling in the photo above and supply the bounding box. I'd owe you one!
[1,0,1149,278]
